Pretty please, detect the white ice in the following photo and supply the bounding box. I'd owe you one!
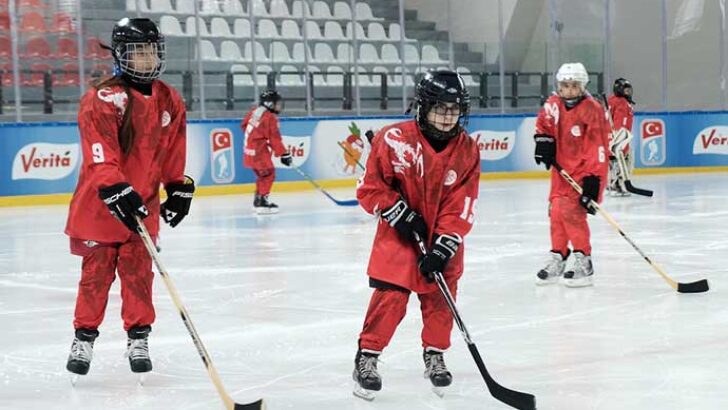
[1,173,727,410]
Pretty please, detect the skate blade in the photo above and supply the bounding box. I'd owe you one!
[137,374,146,386]
[432,386,445,398]
[254,208,279,215]
[69,374,80,386]
[353,384,376,401]
[535,276,561,286]
[563,277,594,288]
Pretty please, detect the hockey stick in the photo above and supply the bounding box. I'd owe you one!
[413,233,537,410]
[337,141,366,171]
[552,164,709,293]
[290,165,359,206]
[135,217,265,410]
[600,94,653,197]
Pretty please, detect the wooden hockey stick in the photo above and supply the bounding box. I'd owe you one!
[552,164,708,293]
[135,217,265,410]
[413,233,537,410]
[337,141,366,171]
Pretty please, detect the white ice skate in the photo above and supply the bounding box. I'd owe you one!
[562,251,594,287]
[536,251,567,285]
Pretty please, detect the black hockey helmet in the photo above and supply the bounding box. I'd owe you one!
[413,69,470,141]
[110,18,166,83]
[613,77,635,104]
[260,89,283,113]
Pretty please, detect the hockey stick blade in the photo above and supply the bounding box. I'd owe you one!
[234,399,265,410]
[468,343,536,410]
[291,166,359,206]
[624,180,653,197]
[677,279,709,294]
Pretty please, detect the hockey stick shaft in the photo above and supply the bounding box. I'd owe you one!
[552,165,707,293]
[290,166,358,206]
[134,217,264,410]
[337,141,366,171]
[414,234,536,410]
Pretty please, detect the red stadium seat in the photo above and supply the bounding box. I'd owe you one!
[84,37,110,59]
[0,36,11,59]
[55,62,79,86]
[56,37,78,59]
[21,37,51,58]
[19,12,46,32]
[51,11,75,33]
[0,12,9,31]
[22,62,51,87]
[0,63,14,86]
[18,0,47,9]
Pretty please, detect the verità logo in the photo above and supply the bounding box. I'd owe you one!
[12,143,79,180]
[470,130,515,161]
[693,126,728,155]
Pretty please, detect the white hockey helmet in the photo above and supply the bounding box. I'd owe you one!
[555,62,589,89]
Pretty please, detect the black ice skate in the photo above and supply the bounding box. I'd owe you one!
[352,349,382,401]
[126,326,153,376]
[66,328,99,384]
[253,194,279,215]
[423,347,452,397]
[563,251,594,287]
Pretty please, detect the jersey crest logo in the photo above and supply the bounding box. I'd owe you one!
[161,111,171,127]
[570,125,582,137]
[544,102,559,124]
[96,87,128,112]
[383,128,424,178]
[444,169,457,186]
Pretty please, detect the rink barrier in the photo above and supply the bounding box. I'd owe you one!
[2,111,728,206]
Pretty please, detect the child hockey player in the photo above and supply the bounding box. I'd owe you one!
[352,69,481,400]
[533,62,609,287]
[64,18,193,380]
[242,90,292,214]
[607,77,636,195]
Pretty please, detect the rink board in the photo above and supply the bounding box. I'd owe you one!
[1,111,728,199]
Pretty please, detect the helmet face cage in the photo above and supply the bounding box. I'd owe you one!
[415,71,471,141]
[260,90,283,113]
[613,78,634,101]
[115,41,166,83]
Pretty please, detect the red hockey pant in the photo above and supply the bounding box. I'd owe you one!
[358,279,458,353]
[254,168,276,196]
[72,236,155,332]
[550,196,591,256]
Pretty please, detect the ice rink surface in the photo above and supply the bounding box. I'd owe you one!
[1,173,727,410]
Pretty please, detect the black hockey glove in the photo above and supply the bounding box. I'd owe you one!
[579,175,600,215]
[381,199,428,243]
[280,152,293,167]
[365,130,375,143]
[534,134,556,170]
[161,176,195,228]
[98,182,149,232]
[418,234,462,282]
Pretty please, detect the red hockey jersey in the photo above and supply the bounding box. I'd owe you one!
[65,80,187,243]
[608,94,634,153]
[536,94,610,202]
[241,107,287,170]
[357,120,481,294]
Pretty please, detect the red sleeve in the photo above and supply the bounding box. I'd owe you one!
[583,101,610,178]
[77,90,127,190]
[162,92,187,186]
[356,129,400,215]
[535,97,558,136]
[266,113,287,157]
[433,142,480,239]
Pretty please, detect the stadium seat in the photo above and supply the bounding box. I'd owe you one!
[249,0,268,16]
[199,0,221,15]
[380,43,399,63]
[403,44,419,63]
[291,1,310,18]
[220,40,243,61]
[55,63,80,87]
[0,12,8,31]
[324,21,345,40]
[231,64,252,86]
[84,37,108,59]
[270,41,292,62]
[326,65,344,87]
[332,2,351,20]
[278,64,303,86]
[0,36,11,59]
[422,45,446,64]
[371,66,388,86]
[160,15,185,36]
[234,18,251,37]
[22,37,51,59]
[312,1,332,19]
[258,19,279,38]
[244,41,269,62]
[392,66,415,86]
[358,44,379,64]
[270,0,290,17]
[197,39,218,60]
[388,23,413,42]
[51,12,75,33]
[22,63,51,87]
[346,22,367,40]
[222,0,246,16]
[292,42,312,62]
[149,0,174,13]
[367,22,387,41]
[253,64,272,85]
[186,16,210,36]
[0,63,13,86]
[126,0,150,12]
[307,65,326,87]
[56,37,79,59]
[336,43,353,64]
[304,21,322,39]
[280,20,301,39]
[313,43,334,64]
[355,3,381,21]
[176,0,194,14]
[456,67,480,86]
[210,17,233,37]
[20,12,47,32]
[351,66,372,87]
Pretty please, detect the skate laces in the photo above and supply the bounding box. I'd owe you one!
[126,338,149,361]
[544,254,564,275]
[572,254,592,277]
[426,352,448,375]
[70,339,93,362]
[358,354,380,378]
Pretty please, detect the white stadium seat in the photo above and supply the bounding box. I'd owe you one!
[210,17,233,37]
[149,0,173,13]
[234,18,251,37]
[324,21,346,40]
[160,15,185,36]
[231,64,252,85]
[186,16,210,37]
[244,41,270,62]
[222,0,246,16]
[126,0,150,12]
[270,41,292,62]
[346,22,366,40]
[355,3,381,21]
[336,43,354,64]
[326,66,344,86]
[258,19,279,38]
[176,0,194,14]
[292,42,313,61]
[422,45,447,64]
[281,20,302,39]
[457,67,480,86]
[250,0,269,16]
[367,22,387,41]
[220,40,244,61]
[270,0,291,17]
[291,0,311,18]
[313,43,335,64]
[358,43,379,63]
[197,40,218,60]
[403,44,419,63]
[312,1,332,19]
[332,2,351,20]
[198,0,221,15]
[380,44,399,63]
[305,21,322,39]
[278,64,304,86]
